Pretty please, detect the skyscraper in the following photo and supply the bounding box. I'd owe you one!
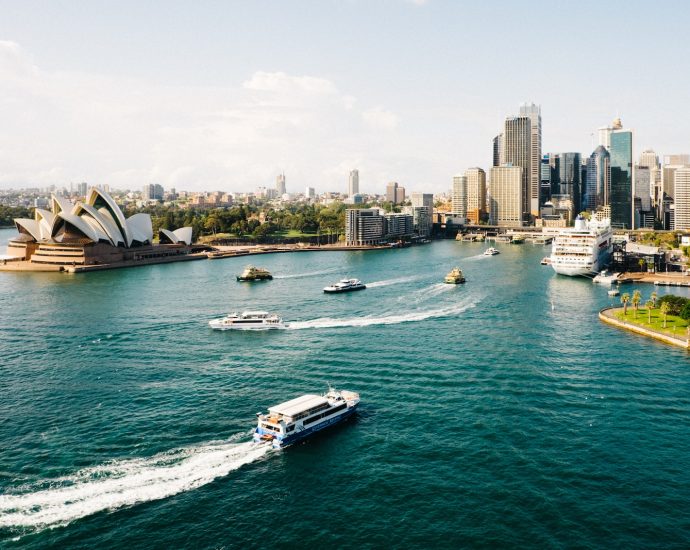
[638,149,659,169]
[451,175,467,222]
[558,152,582,215]
[386,182,405,204]
[585,145,610,211]
[492,134,504,167]
[464,167,486,224]
[276,173,286,195]
[519,103,542,215]
[503,115,531,219]
[348,169,359,196]
[674,168,690,230]
[609,125,633,229]
[410,192,434,236]
[489,166,523,227]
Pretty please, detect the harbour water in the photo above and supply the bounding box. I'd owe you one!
[1,227,690,548]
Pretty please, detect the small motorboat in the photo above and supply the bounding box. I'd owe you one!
[484,247,500,256]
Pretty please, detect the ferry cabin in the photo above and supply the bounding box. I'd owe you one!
[255,392,356,447]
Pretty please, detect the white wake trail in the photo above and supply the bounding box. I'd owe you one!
[0,437,270,531]
[288,296,479,330]
[366,275,421,288]
[274,268,339,279]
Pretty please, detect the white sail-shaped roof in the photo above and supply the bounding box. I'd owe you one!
[57,212,101,242]
[74,203,125,246]
[14,218,43,241]
[173,227,193,245]
[126,213,153,244]
[86,188,133,246]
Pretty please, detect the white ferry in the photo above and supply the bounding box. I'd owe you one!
[549,217,613,277]
[208,311,287,330]
[483,247,500,256]
[253,388,360,449]
[323,278,366,293]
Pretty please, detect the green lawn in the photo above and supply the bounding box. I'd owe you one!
[614,307,690,338]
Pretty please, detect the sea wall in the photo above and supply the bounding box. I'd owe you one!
[599,307,690,350]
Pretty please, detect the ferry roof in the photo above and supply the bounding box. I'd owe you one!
[269,394,327,417]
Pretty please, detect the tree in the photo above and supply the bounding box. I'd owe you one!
[651,291,658,308]
[645,300,654,323]
[631,290,641,318]
[621,293,631,315]
[638,258,647,272]
[660,302,670,328]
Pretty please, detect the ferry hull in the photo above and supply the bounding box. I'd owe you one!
[253,405,358,449]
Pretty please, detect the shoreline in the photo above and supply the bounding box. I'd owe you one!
[599,306,690,350]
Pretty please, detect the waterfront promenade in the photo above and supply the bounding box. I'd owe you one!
[599,306,690,349]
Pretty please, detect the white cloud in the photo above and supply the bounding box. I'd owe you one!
[0,44,425,194]
[242,71,337,94]
[362,108,399,131]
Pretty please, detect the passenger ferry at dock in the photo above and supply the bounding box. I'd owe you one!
[549,217,613,277]
[254,388,360,449]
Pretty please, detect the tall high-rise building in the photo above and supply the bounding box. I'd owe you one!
[348,169,359,196]
[638,149,659,169]
[465,167,486,224]
[585,145,610,211]
[276,173,286,195]
[540,155,552,205]
[557,152,582,214]
[305,186,316,199]
[664,154,690,165]
[597,117,622,150]
[489,166,523,227]
[519,103,542,215]
[77,182,88,197]
[609,124,633,229]
[143,183,164,200]
[410,192,433,236]
[674,168,690,231]
[451,175,467,222]
[634,166,652,211]
[386,182,405,204]
[492,134,504,167]
[503,115,531,219]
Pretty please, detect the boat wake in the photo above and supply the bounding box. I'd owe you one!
[366,275,421,288]
[0,435,270,533]
[274,268,339,279]
[288,296,479,330]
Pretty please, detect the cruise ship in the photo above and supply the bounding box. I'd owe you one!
[209,311,287,330]
[549,217,613,277]
[253,388,360,449]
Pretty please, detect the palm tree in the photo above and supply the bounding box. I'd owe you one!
[651,291,658,308]
[645,300,654,323]
[621,293,631,315]
[631,290,642,318]
[660,302,670,328]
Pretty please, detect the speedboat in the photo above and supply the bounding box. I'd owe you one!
[608,288,620,296]
[323,279,366,293]
[209,311,287,330]
[444,267,466,284]
[253,387,360,449]
[484,247,500,256]
[237,266,273,281]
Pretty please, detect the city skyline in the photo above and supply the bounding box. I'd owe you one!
[1,1,690,194]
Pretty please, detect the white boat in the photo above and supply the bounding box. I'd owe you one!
[608,288,620,296]
[483,247,500,256]
[253,388,360,449]
[323,278,366,293]
[549,217,613,277]
[592,270,620,285]
[209,311,287,330]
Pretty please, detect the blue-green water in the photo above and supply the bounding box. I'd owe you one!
[1,227,690,549]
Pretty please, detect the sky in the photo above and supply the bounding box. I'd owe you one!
[1,0,689,195]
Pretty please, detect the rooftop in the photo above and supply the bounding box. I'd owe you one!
[268,394,327,417]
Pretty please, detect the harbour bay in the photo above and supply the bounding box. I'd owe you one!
[1,227,690,548]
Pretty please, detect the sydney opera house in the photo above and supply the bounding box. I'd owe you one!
[4,188,195,272]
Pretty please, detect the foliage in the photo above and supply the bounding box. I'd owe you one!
[0,205,32,226]
[657,294,689,316]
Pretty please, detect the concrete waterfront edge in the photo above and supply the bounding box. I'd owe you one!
[599,306,690,350]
